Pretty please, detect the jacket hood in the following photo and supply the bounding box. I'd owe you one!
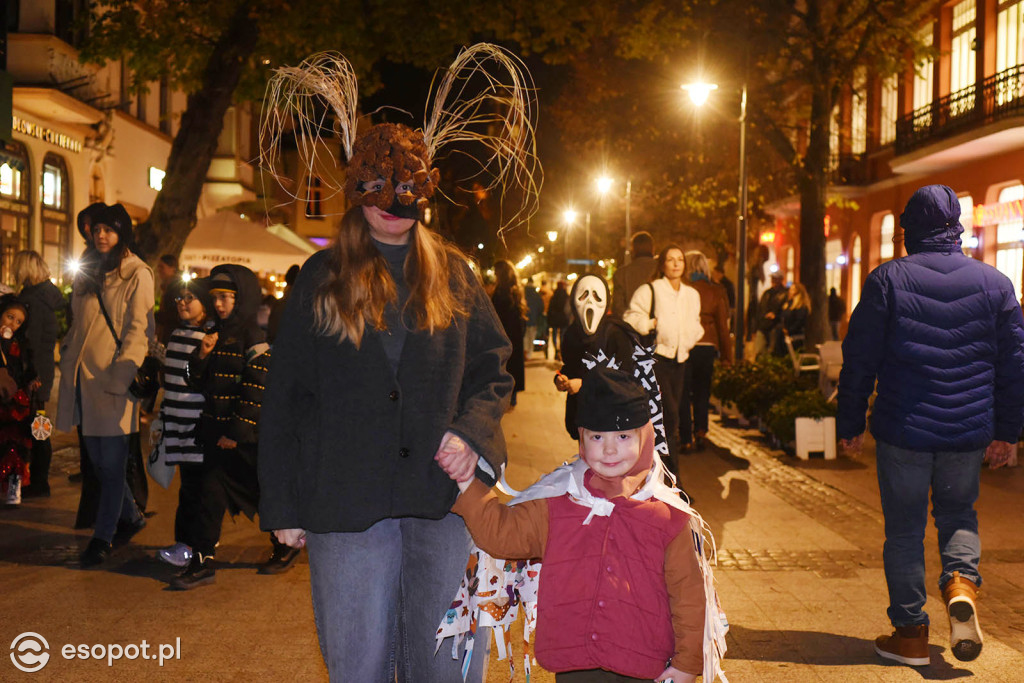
[899,184,964,254]
[209,264,263,335]
[21,279,64,310]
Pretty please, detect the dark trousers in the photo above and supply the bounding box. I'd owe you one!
[681,344,718,442]
[191,443,261,556]
[174,461,204,547]
[653,355,687,473]
[27,437,52,493]
[556,670,650,682]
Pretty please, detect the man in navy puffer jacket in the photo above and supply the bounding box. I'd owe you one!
[838,184,1024,668]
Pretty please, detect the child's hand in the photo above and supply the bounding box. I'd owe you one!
[567,378,582,394]
[434,430,478,483]
[656,666,696,683]
[28,379,42,392]
[217,436,237,449]
[198,332,219,359]
[553,373,570,392]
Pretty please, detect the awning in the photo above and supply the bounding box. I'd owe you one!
[180,211,317,274]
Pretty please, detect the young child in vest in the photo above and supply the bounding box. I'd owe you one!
[438,366,708,683]
[154,276,214,568]
[0,296,36,507]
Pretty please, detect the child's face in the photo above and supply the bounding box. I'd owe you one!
[212,291,236,320]
[580,428,642,479]
[175,291,206,326]
[1,308,25,334]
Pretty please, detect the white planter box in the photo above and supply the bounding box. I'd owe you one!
[795,417,836,460]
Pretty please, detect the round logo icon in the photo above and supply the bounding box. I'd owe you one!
[10,632,50,673]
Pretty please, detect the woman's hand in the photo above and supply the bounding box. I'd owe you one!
[274,528,306,549]
[434,431,479,483]
[217,436,238,449]
[198,332,219,359]
[656,666,696,683]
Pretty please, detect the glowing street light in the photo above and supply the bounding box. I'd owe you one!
[546,230,558,242]
[596,176,614,194]
[681,81,718,106]
[682,77,748,361]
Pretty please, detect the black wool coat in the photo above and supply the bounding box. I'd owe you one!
[257,249,513,534]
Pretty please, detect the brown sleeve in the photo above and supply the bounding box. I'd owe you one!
[716,294,733,363]
[665,523,706,675]
[451,479,549,560]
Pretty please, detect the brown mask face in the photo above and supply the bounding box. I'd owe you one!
[343,123,441,216]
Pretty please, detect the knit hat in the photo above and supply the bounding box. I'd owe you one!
[208,271,238,294]
[576,367,650,432]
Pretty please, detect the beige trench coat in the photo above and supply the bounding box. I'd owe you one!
[56,253,155,436]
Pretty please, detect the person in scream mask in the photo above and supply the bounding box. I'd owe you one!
[555,274,639,440]
[438,367,709,683]
[258,121,512,681]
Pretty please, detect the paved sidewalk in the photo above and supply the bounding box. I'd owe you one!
[4,361,1024,681]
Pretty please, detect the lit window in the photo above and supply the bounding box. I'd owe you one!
[851,68,867,155]
[42,163,63,208]
[880,75,898,145]
[950,0,977,115]
[828,106,840,171]
[996,184,1024,299]
[880,213,895,262]
[826,239,843,294]
[914,24,935,129]
[0,163,13,197]
[997,0,1024,104]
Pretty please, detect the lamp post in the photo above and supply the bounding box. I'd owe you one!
[562,208,592,271]
[596,175,633,262]
[682,80,749,362]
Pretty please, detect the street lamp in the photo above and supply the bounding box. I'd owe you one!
[562,207,592,269]
[682,79,748,362]
[596,175,633,262]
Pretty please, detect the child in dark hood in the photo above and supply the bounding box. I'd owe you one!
[174,264,289,589]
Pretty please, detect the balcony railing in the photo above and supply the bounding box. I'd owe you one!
[895,65,1024,156]
[828,153,869,185]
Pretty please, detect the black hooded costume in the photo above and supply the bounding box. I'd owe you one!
[184,264,272,555]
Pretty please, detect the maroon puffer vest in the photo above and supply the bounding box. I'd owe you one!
[534,493,690,678]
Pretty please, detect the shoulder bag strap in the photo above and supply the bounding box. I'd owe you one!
[647,282,656,320]
[95,291,122,351]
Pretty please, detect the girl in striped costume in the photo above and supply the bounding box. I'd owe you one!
[155,277,214,567]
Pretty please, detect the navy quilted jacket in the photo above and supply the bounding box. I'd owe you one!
[838,186,1024,451]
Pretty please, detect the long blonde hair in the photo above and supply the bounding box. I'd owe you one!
[313,207,470,345]
[788,282,812,314]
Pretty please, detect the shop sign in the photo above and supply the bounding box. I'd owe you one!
[11,115,83,154]
[973,199,1024,227]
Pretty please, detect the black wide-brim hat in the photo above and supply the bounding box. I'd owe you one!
[576,366,650,432]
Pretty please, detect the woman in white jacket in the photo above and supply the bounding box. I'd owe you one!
[624,245,703,472]
[58,204,155,568]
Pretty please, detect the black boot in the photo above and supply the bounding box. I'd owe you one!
[80,538,112,568]
[170,552,216,590]
[258,541,300,575]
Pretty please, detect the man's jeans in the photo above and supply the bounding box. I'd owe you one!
[306,514,490,683]
[875,440,985,626]
[82,435,143,543]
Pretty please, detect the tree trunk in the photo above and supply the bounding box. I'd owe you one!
[133,1,260,265]
[798,87,831,348]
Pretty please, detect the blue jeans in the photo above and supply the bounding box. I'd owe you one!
[875,440,985,626]
[306,514,490,682]
[83,435,142,543]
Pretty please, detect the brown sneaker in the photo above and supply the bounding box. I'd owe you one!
[943,572,983,661]
[874,624,930,666]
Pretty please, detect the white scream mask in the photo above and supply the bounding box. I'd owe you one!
[573,275,608,335]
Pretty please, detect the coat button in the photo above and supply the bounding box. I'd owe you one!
[598,600,606,608]
[591,633,598,641]
[389,390,399,401]
[399,447,410,458]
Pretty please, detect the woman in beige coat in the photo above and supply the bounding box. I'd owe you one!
[57,203,155,567]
